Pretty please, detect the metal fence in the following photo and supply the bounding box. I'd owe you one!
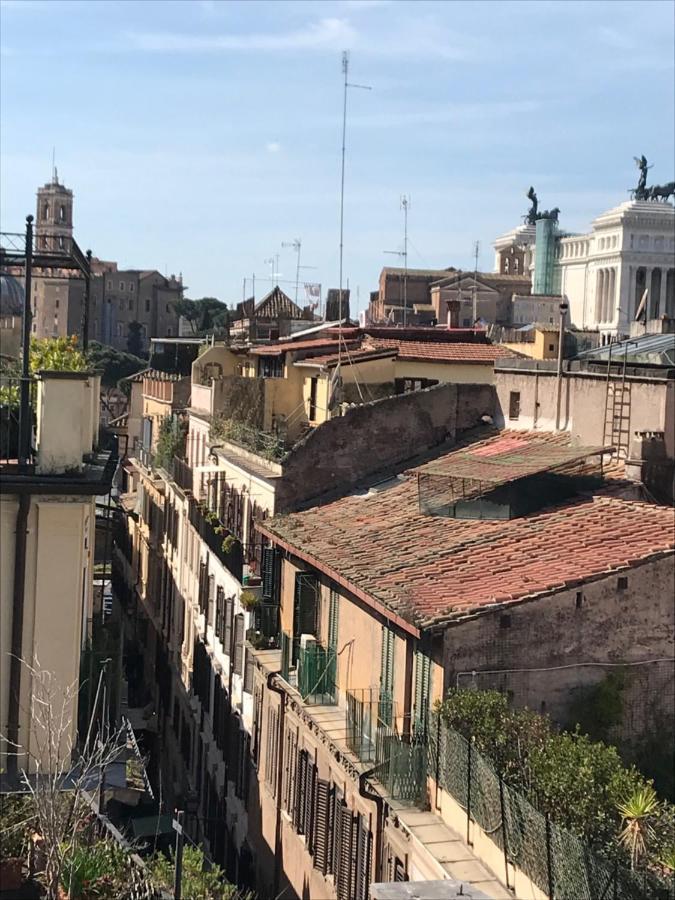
[427,714,674,900]
[297,641,337,705]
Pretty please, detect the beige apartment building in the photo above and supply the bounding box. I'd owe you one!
[0,370,115,774]
[112,305,675,899]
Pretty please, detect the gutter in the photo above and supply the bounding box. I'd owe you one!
[7,494,30,774]
[267,672,286,900]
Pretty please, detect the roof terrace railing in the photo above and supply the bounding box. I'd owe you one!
[0,374,35,470]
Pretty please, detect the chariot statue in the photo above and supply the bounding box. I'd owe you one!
[629,155,674,202]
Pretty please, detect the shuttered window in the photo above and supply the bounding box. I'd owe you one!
[354,816,373,900]
[224,595,233,656]
[335,802,354,900]
[283,728,298,817]
[207,574,215,628]
[251,683,263,766]
[243,654,254,695]
[413,647,431,735]
[328,588,339,652]
[379,625,395,725]
[261,546,280,603]
[264,705,280,795]
[215,586,225,641]
[294,749,308,834]
[294,573,319,644]
[312,779,332,875]
[233,614,245,675]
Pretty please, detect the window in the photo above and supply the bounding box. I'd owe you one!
[308,377,318,421]
[260,356,284,378]
[575,592,583,609]
[167,327,173,336]
[504,258,510,274]
[129,299,133,310]
[145,299,151,313]
[548,344,555,352]
[166,304,171,313]
[294,572,319,651]
[107,280,113,290]
[617,576,628,591]
[59,205,66,222]
[130,282,135,293]
[233,613,245,675]
[514,258,520,273]
[55,299,59,309]
[508,391,521,420]
[42,202,49,220]
[120,281,125,291]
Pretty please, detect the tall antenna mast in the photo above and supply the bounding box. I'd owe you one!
[282,238,302,303]
[52,146,56,183]
[472,240,480,325]
[402,195,410,326]
[338,51,371,336]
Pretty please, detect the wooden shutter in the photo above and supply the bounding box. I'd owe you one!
[243,654,254,694]
[233,614,245,675]
[224,595,233,656]
[329,787,343,877]
[261,547,279,601]
[354,817,372,900]
[305,757,317,855]
[379,626,395,725]
[295,749,308,833]
[336,804,354,900]
[413,648,431,734]
[312,779,331,874]
[294,573,318,640]
[328,588,339,652]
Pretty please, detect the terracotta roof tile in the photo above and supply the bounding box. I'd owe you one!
[368,338,518,363]
[261,431,675,628]
[253,286,306,319]
[249,338,357,357]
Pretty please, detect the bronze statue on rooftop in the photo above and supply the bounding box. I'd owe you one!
[524,188,560,224]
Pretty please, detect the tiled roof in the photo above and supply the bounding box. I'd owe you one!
[296,346,399,367]
[254,286,306,320]
[368,338,519,363]
[249,338,357,357]
[261,431,675,628]
[382,267,456,278]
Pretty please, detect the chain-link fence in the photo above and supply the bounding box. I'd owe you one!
[427,713,674,900]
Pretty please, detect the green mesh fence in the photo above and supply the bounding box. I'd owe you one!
[427,714,673,900]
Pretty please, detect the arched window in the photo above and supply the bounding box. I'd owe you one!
[59,205,66,222]
[43,202,50,220]
[514,258,520,274]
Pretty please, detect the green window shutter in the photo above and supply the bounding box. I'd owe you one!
[328,588,340,652]
[261,546,279,601]
[379,625,395,724]
[413,648,431,733]
[294,573,318,641]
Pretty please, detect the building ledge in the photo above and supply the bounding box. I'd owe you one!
[0,449,116,495]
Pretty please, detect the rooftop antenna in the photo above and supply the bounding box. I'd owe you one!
[383,194,410,325]
[338,51,371,346]
[472,240,480,325]
[264,254,281,282]
[51,146,57,184]
[281,238,316,305]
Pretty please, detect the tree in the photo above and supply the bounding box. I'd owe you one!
[86,342,146,389]
[618,786,659,869]
[173,297,229,334]
[126,321,144,357]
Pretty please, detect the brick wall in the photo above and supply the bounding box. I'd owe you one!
[276,382,495,511]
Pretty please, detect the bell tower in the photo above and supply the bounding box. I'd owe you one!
[35,167,74,253]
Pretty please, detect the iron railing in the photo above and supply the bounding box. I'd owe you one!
[346,688,395,763]
[0,374,34,468]
[187,496,243,582]
[171,454,193,492]
[297,641,337,705]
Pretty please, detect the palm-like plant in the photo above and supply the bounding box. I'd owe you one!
[617,786,659,869]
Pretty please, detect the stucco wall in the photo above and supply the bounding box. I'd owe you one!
[494,368,675,458]
[394,359,497,385]
[276,382,495,512]
[440,555,675,738]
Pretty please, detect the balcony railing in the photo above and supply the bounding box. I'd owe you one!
[346,688,426,803]
[0,375,35,469]
[279,633,337,705]
[172,454,193,492]
[188,496,243,582]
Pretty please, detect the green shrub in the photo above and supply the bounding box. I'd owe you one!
[147,844,249,899]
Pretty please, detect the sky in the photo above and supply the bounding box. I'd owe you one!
[1,0,674,312]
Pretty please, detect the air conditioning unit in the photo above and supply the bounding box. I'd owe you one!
[300,633,317,650]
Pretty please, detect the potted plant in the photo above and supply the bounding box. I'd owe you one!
[221,534,239,555]
[240,590,259,611]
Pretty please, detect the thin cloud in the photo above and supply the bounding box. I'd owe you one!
[127,17,356,53]
[266,142,281,154]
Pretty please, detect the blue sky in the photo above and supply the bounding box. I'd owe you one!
[1,0,673,311]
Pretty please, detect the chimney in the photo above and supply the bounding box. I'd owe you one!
[625,430,666,483]
[36,371,96,474]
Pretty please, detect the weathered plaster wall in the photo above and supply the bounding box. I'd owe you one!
[440,555,675,738]
[276,382,495,512]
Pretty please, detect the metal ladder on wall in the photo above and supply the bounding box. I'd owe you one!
[602,343,632,458]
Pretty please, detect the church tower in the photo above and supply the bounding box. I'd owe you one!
[35,168,73,253]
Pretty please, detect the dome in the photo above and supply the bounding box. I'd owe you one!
[0,274,25,316]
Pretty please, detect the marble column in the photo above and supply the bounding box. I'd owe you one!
[658,268,667,318]
[595,269,603,323]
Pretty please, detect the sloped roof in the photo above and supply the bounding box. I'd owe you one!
[368,338,519,363]
[575,332,675,367]
[260,431,675,629]
[254,286,306,320]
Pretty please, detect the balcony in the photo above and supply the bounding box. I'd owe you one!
[172,454,193,492]
[347,688,427,804]
[280,633,337,705]
[188,495,243,582]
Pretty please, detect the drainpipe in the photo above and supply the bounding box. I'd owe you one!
[554,298,569,431]
[359,765,384,883]
[7,494,31,774]
[267,672,286,900]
